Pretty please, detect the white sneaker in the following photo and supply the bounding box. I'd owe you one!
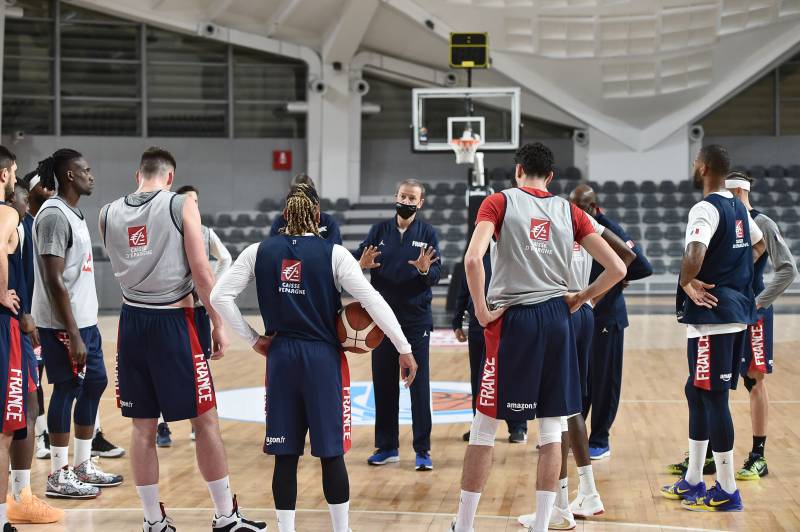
[569,492,604,517]
[35,432,50,459]
[517,505,576,530]
[143,503,176,531]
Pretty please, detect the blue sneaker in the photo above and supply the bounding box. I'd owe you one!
[367,449,399,466]
[415,451,433,471]
[589,445,610,460]
[156,423,172,448]
[682,481,743,512]
[660,477,707,502]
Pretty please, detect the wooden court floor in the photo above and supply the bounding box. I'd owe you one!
[21,313,800,531]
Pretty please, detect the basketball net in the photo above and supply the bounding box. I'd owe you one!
[450,130,482,164]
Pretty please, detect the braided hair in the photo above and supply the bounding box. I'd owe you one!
[281,183,320,237]
[35,148,82,191]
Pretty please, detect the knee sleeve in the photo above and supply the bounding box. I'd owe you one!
[47,381,80,433]
[743,375,757,392]
[701,389,734,452]
[468,411,500,447]
[272,455,300,510]
[537,417,562,447]
[685,378,709,441]
[73,378,107,427]
[320,455,349,505]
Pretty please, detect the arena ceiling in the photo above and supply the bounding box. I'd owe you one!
[67,0,800,149]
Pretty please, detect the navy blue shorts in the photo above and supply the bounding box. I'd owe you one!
[265,336,350,458]
[0,315,28,433]
[741,306,773,376]
[39,326,105,385]
[194,305,212,360]
[571,303,594,398]
[117,305,216,422]
[478,297,580,421]
[21,334,38,392]
[687,332,745,391]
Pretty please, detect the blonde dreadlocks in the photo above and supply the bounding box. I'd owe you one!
[281,183,321,237]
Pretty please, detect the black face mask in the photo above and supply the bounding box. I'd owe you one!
[395,202,417,220]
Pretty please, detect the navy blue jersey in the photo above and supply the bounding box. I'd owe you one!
[356,218,441,328]
[255,235,341,346]
[677,194,756,326]
[750,209,767,298]
[590,211,653,328]
[451,252,491,331]
[269,212,342,245]
[22,213,33,311]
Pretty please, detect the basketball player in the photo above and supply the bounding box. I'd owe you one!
[661,145,765,512]
[211,183,417,532]
[451,142,626,532]
[452,251,528,443]
[4,181,62,523]
[0,146,26,532]
[572,185,653,460]
[32,149,122,499]
[156,184,232,447]
[357,178,440,470]
[270,173,342,244]
[519,183,637,529]
[101,147,265,532]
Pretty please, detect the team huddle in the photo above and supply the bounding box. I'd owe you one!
[0,140,792,532]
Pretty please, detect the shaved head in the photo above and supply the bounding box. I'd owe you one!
[569,184,597,216]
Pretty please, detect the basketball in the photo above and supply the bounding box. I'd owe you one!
[336,302,385,353]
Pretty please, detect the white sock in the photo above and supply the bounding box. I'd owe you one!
[685,439,708,485]
[207,476,234,517]
[577,465,597,496]
[10,470,30,500]
[35,415,47,436]
[555,477,569,509]
[0,502,7,526]
[136,484,163,523]
[158,414,165,424]
[276,509,295,532]
[74,437,92,466]
[454,490,481,532]
[533,491,557,531]
[51,445,69,473]
[714,450,736,494]
[328,501,349,532]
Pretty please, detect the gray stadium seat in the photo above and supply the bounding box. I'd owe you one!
[640,181,657,194]
[668,259,683,275]
[443,246,462,259]
[228,228,246,243]
[564,167,582,181]
[791,241,800,256]
[601,181,619,194]
[647,242,664,257]
[645,226,664,241]
[750,166,766,179]
[767,165,786,177]
[216,213,233,228]
[604,194,622,209]
[621,210,640,225]
[663,210,682,224]
[786,224,800,239]
[320,198,334,211]
[489,167,509,182]
[201,213,214,226]
[777,194,795,208]
[452,182,468,196]
[678,193,698,207]
[254,212,270,227]
[491,180,507,192]
[626,226,642,241]
[548,181,562,195]
[755,192,775,207]
[772,178,790,193]
[621,181,637,194]
[651,259,666,275]
[257,198,278,211]
[622,194,639,209]
[432,196,452,210]
[641,195,659,208]
[788,165,800,178]
[427,211,447,224]
[334,198,351,210]
[677,180,693,193]
[450,210,468,225]
[445,227,466,242]
[661,193,679,209]
[643,211,661,224]
[665,225,684,241]
[658,181,677,194]
[666,242,684,257]
[433,182,452,196]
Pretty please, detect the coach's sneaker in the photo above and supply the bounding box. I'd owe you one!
[569,492,605,517]
[74,459,123,487]
[92,429,125,458]
[35,431,50,459]
[589,445,610,460]
[143,503,176,532]
[736,452,768,480]
[212,495,267,531]
[508,429,528,444]
[45,466,99,499]
[415,451,433,471]
[518,505,576,530]
[682,481,743,512]
[7,486,65,523]
[660,478,706,503]
[367,448,399,466]
[157,423,172,448]
[666,451,716,476]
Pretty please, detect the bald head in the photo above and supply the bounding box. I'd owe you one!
[569,184,597,216]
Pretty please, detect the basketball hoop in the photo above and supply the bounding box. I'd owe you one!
[450,137,481,164]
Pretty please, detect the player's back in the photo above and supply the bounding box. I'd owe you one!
[255,234,340,346]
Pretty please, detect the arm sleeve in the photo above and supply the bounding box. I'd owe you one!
[35,210,71,258]
[210,243,260,347]
[572,205,596,242]
[450,268,469,330]
[756,216,798,308]
[332,245,412,354]
[747,211,763,245]
[208,228,233,277]
[327,217,343,245]
[625,238,653,281]
[685,201,718,249]
[417,227,442,287]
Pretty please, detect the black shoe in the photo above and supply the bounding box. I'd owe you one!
[4,523,18,532]
[156,423,172,448]
[212,495,268,531]
[509,429,528,444]
[92,430,126,458]
[462,430,470,442]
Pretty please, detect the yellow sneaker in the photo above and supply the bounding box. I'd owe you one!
[7,486,65,523]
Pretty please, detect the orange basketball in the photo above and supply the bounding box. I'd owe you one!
[336,302,385,353]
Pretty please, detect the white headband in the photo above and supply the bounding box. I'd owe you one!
[28,174,41,190]
[725,178,750,191]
